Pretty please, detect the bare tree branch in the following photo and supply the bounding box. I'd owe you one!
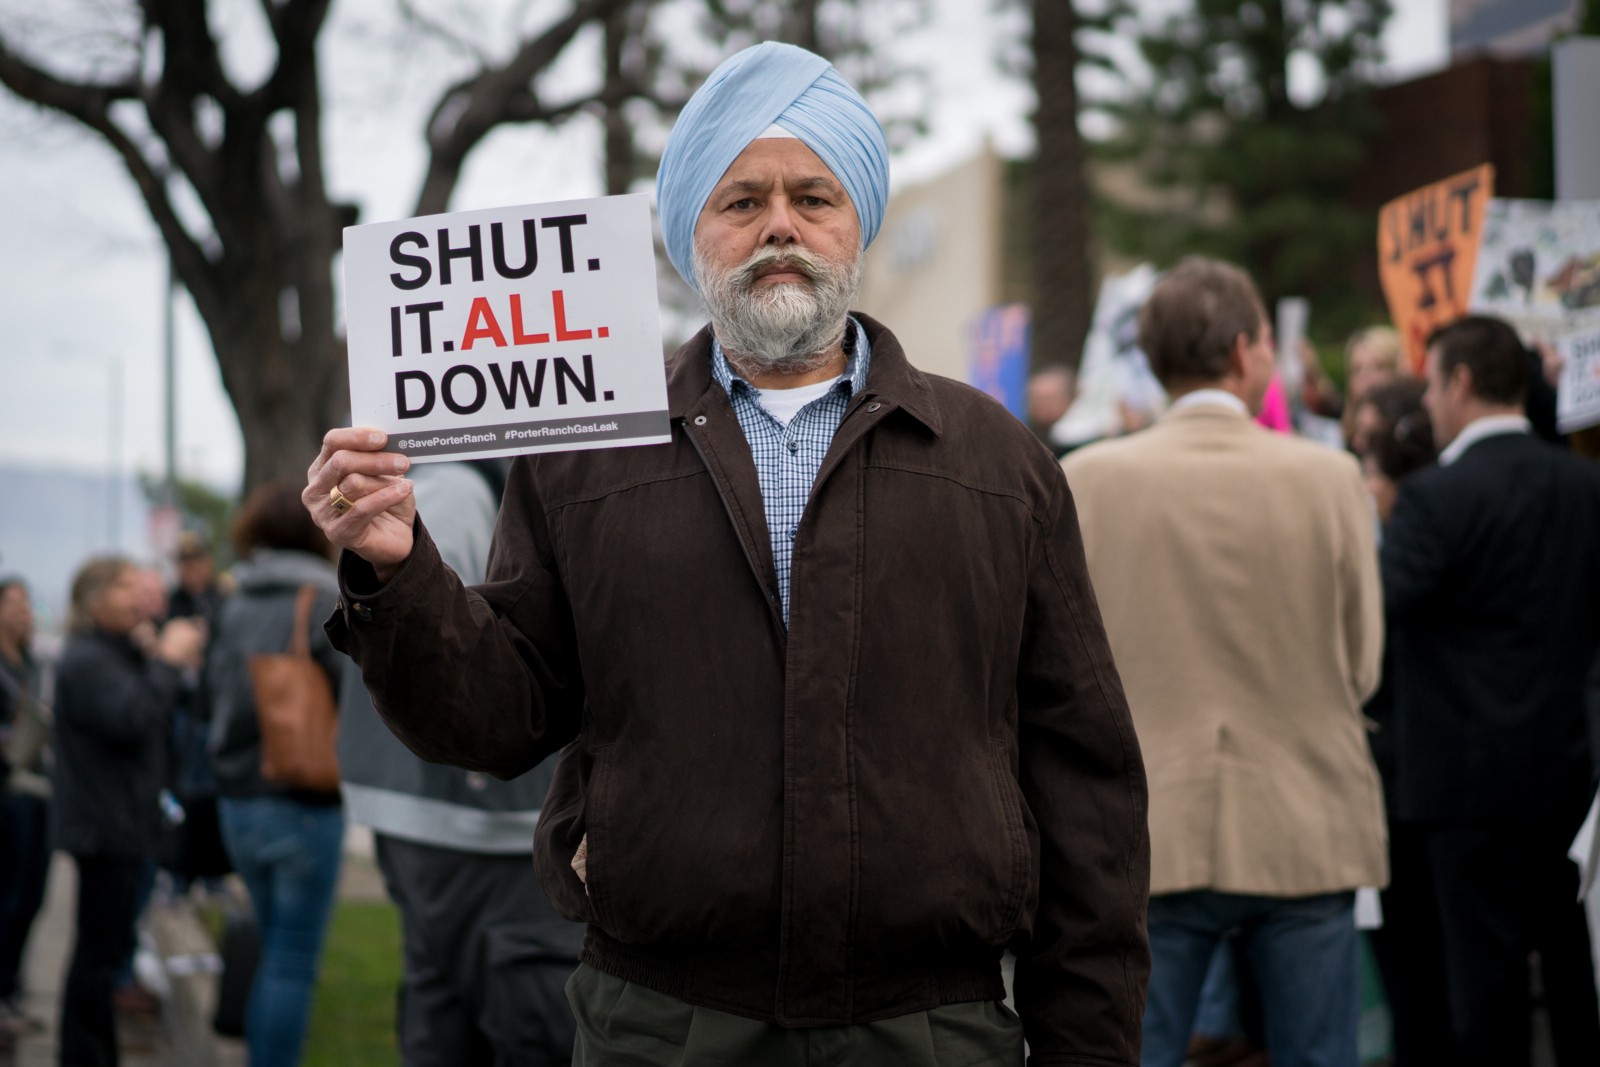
[257,0,330,109]
[0,33,219,322]
[144,0,240,104]
[413,0,629,215]
[397,0,490,65]
[0,34,138,117]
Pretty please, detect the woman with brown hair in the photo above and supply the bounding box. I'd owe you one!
[205,481,343,1067]
[1341,326,1406,451]
[51,556,203,1066]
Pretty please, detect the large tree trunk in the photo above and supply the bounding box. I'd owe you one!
[208,286,348,492]
[198,29,351,492]
[1031,0,1094,372]
[602,3,635,196]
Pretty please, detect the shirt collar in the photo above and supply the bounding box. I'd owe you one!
[1169,388,1249,418]
[1438,413,1531,466]
[710,317,871,399]
[670,312,943,437]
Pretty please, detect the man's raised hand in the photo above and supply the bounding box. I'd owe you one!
[304,428,416,582]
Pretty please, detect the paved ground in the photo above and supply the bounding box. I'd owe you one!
[1,823,1578,1066]
[2,827,385,1067]
[2,854,187,1067]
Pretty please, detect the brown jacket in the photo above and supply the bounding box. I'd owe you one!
[330,315,1149,1062]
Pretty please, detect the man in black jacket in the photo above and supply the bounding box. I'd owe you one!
[1382,314,1600,1066]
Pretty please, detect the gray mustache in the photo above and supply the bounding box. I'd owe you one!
[732,250,824,288]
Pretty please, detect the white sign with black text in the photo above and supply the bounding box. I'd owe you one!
[1557,326,1600,434]
[343,194,671,461]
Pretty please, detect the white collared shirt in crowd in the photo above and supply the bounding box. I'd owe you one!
[1438,414,1531,467]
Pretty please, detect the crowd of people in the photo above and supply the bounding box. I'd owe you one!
[1041,259,1600,1067]
[1,475,581,1067]
[3,36,1600,1067]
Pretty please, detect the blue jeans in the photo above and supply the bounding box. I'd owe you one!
[1192,939,1245,1039]
[1142,890,1358,1067]
[218,796,344,1067]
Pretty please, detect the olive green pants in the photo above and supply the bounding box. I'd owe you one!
[566,963,1025,1067]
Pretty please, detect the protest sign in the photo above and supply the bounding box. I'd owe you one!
[1556,326,1600,433]
[1048,264,1166,450]
[968,304,1030,420]
[1468,197,1600,432]
[1377,164,1495,374]
[343,194,670,461]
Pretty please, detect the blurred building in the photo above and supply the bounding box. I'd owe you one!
[1451,0,1582,58]
[855,147,1016,383]
[855,144,1139,381]
[1353,55,1543,209]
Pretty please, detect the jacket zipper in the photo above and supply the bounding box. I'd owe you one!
[682,419,790,643]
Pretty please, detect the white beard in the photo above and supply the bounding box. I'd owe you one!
[694,242,863,377]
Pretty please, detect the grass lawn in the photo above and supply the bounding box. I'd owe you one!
[303,901,403,1067]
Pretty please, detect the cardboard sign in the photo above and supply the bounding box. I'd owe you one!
[1469,197,1600,433]
[1377,164,1495,374]
[343,194,671,461]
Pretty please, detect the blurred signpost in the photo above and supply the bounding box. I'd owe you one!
[1377,164,1495,374]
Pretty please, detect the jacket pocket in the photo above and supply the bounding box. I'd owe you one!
[532,741,599,926]
[984,743,1030,937]
[582,744,624,938]
[571,739,781,948]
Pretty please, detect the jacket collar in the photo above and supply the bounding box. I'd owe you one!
[667,312,943,437]
[1167,388,1249,418]
[1438,413,1531,466]
[1159,401,1258,427]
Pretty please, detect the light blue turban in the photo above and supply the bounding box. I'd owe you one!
[656,42,890,292]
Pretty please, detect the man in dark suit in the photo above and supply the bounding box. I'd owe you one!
[1382,314,1600,1066]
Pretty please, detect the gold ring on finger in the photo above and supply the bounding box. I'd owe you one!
[329,486,355,515]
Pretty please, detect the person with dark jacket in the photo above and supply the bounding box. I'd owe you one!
[0,576,50,1041]
[52,557,203,1067]
[305,41,1149,1067]
[1383,315,1600,1065]
[167,532,223,627]
[1353,382,1455,1067]
[337,461,580,1066]
[205,482,343,1067]
[158,531,231,889]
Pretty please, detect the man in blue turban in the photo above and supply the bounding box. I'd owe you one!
[310,41,1149,1067]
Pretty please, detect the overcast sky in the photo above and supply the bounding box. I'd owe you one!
[0,0,1449,493]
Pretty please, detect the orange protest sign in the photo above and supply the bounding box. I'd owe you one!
[1377,164,1495,373]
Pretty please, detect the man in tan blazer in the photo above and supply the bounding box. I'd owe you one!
[1063,257,1386,1067]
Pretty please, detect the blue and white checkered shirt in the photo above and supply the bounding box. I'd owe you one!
[710,318,872,626]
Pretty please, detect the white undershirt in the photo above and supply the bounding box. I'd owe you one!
[756,376,843,426]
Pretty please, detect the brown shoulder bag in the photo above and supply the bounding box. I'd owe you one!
[249,584,339,792]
